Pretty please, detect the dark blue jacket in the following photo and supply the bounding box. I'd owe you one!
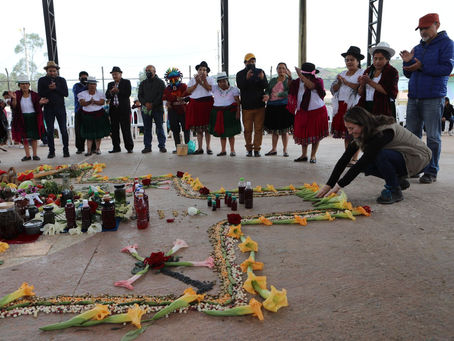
[72,82,87,113]
[403,31,454,99]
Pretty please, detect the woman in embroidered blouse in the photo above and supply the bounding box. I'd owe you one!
[358,42,399,118]
[287,62,329,163]
[208,72,241,156]
[78,77,110,156]
[185,61,215,155]
[263,62,294,157]
[9,77,47,161]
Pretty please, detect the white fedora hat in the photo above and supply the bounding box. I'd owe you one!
[369,41,395,58]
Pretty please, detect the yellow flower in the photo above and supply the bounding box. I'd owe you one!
[254,185,262,192]
[0,282,35,307]
[238,236,258,252]
[266,184,277,193]
[294,215,307,226]
[258,216,273,226]
[248,298,264,320]
[165,173,173,177]
[79,304,111,321]
[179,287,205,304]
[304,182,320,192]
[126,304,146,328]
[325,212,335,221]
[101,176,109,181]
[6,183,17,189]
[227,224,243,239]
[218,186,226,193]
[289,184,296,191]
[240,255,264,273]
[203,298,264,320]
[352,206,371,217]
[0,242,9,253]
[243,272,267,294]
[144,174,153,179]
[263,286,288,312]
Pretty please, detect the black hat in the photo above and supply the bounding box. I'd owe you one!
[195,61,210,73]
[301,62,319,74]
[110,66,123,74]
[341,46,365,60]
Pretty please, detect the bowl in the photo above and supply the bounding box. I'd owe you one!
[23,220,43,235]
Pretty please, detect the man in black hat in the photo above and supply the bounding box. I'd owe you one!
[236,53,268,157]
[105,66,134,153]
[38,61,70,158]
[72,71,93,154]
[138,65,166,153]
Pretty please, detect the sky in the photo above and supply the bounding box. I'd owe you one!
[2,0,454,86]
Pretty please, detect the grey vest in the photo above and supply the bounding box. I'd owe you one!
[377,123,432,176]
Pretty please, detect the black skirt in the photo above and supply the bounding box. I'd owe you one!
[264,103,294,134]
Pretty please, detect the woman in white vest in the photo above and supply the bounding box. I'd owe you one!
[317,106,431,204]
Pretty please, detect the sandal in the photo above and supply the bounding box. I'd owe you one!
[230,152,236,157]
[310,158,317,164]
[193,149,204,155]
[96,150,101,155]
[21,156,31,161]
[85,152,92,157]
[283,152,289,157]
[294,156,308,162]
[217,152,226,156]
[265,151,277,156]
[207,149,213,155]
[32,156,40,161]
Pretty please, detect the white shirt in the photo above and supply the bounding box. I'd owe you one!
[187,76,215,99]
[366,74,382,101]
[296,80,325,111]
[78,90,106,112]
[20,96,34,113]
[212,85,239,106]
[338,69,363,101]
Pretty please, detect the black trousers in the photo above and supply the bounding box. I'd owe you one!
[109,107,134,151]
[75,110,85,151]
[43,108,69,153]
[168,109,190,147]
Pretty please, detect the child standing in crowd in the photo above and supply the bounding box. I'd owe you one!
[442,97,454,135]
[208,72,241,156]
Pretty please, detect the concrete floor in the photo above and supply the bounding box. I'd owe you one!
[0,133,453,340]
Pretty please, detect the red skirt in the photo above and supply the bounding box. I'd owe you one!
[186,96,214,132]
[331,101,348,139]
[293,105,329,146]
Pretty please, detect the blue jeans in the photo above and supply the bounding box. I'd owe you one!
[405,97,443,176]
[365,149,407,188]
[142,110,166,149]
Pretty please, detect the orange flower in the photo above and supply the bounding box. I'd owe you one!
[238,236,258,252]
[227,224,243,239]
[258,216,273,226]
[243,272,267,294]
[262,286,288,313]
[294,215,307,226]
[240,255,264,273]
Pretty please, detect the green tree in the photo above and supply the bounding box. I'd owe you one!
[12,32,45,84]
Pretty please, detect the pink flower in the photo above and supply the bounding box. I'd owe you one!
[114,274,142,290]
[157,186,170,190]
[190,256,215,269]
[121,244,139,254]
[169,239,188,255]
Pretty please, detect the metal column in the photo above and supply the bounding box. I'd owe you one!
[221,0,229,75]
[42,0,59,64]
[367,0,384,66]
[298,0,307,67]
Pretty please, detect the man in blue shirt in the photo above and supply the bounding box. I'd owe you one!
[400,13,454,184]
[72,71,88,154]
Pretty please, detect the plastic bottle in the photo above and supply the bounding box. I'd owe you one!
[207,195,212,207]
[136,193,148,229]
[224,191,230,205]
[101,195,116,230]
[65,199,76,230]
[215,194,221,208]
[81,199,91,232]
[133,178,140,192]
[238,177,246,204]
[231,196,237,211]
[244,181,253,209]
[143,191,150,222]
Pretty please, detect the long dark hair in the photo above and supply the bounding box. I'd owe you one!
[344,106,395,148]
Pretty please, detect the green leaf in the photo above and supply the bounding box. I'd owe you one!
[120,324,149,341]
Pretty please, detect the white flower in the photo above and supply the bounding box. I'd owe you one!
[187,207,199,216]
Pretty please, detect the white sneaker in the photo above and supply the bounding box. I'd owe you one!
[449,131,453,136]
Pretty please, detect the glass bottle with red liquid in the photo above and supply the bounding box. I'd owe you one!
[64,199,76,231]
[238,177,246,204]
[81,199,91,233]
[136,193,148,229]
[231,196,237,211]
[244,181,253,209]
[227,193,232,207]
[101,195,116,230]
[215,194,221,208]
[224,191,229,205]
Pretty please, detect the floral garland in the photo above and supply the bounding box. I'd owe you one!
[0,205,371,339]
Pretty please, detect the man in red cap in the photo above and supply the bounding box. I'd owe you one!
[400,13,454,184]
